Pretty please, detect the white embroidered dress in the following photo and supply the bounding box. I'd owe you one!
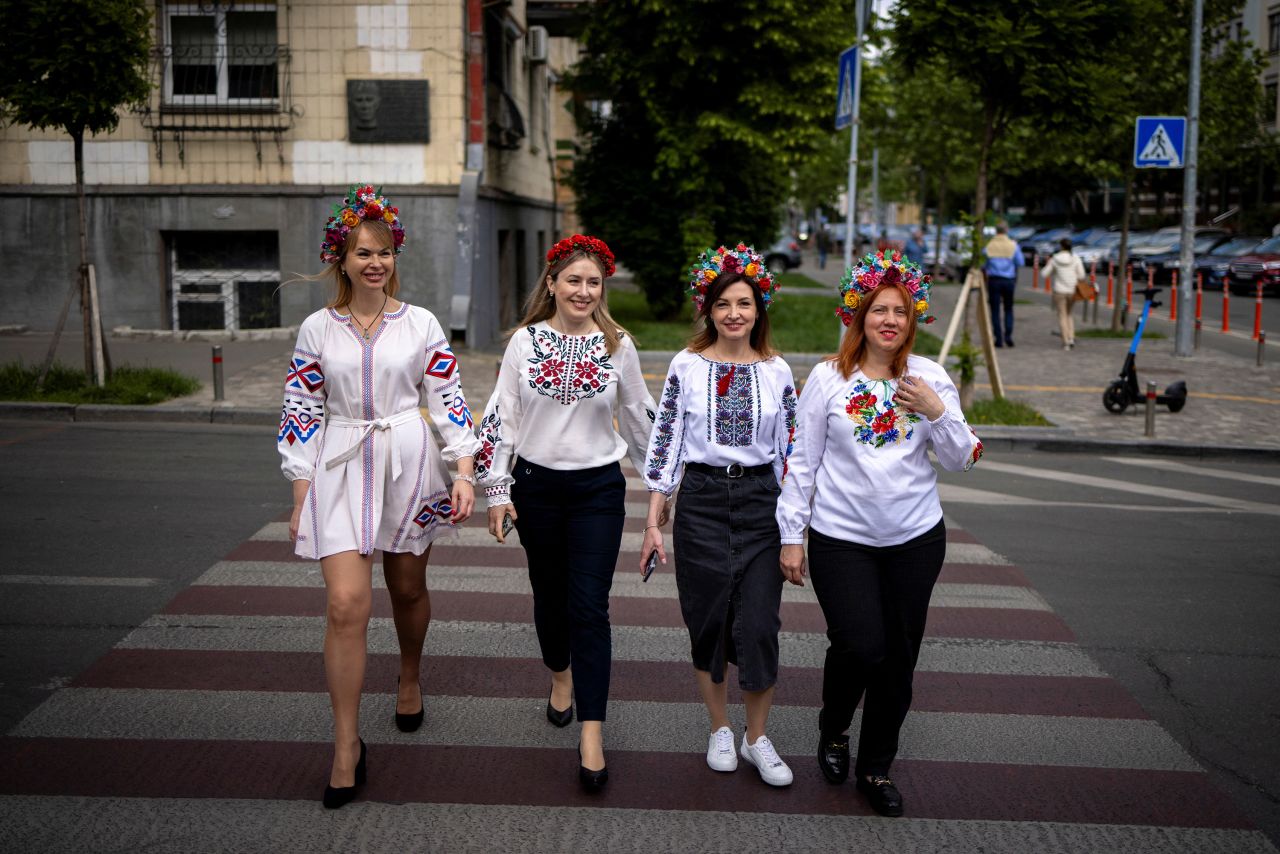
[475,322,656,504]
[643,350,798,495]
[278,303,481,559]
[776,355,983,548]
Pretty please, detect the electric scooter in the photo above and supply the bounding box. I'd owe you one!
[1102,286,1188,414]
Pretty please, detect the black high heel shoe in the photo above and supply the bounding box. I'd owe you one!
[546,689,573,728]
[395,677,424,733]
[322,738,367,809]
[578,747,608,793]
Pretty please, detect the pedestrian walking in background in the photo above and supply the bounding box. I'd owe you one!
[640,244,799,788]
[815,226,833,269]
[904,229,926,267]
[777,251,983,817]
[476,234,656,793]
[982,223,1025,347]
[279,185,481,809]
[1042,237,1086,350]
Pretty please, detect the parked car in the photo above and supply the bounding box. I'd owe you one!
[1131,233,1234,284]
[1075,231,1123,268]
[1023,227,1074,261]
[1226,234,1280,295]
[764,234,802,271]
[943,225,996,281]
[1194,236,1268,290]
[1128,226,1229,260]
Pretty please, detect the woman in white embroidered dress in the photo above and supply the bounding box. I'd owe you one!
[278,185,480,809]
[639,244,799,787]
[776,251,982,817]
[476,234,655,793]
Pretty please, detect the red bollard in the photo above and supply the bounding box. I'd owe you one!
[1107,262,1115,306]
[1195,271,1203,323]
[1222,277,1231,333]
[1254,281,1264,340]
[1126,265,1134,306]
[1032,253,1040,291]
[1170,270,1178,321]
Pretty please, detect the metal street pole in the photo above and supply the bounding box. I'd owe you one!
[1176,0,1202,357]
[842,0,866,271]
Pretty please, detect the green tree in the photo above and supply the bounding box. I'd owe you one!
[0,0,152,382]
[569,0,854,318]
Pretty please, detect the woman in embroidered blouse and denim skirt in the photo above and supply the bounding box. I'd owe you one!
[476,234,656,792]
[278,186,481,809]
[776,251,983,817]
[640,244,799,787]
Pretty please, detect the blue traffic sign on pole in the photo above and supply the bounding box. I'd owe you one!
[835,46,857,130]
[1134,116,1186,169]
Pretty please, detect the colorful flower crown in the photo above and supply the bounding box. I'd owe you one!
[320,184,405,265]
[546,234,616,278]
[686,243,779,311]
[836,250,934,326]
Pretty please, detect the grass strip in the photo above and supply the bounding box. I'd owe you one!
[964,396,1054,426]
[0,362,200,405]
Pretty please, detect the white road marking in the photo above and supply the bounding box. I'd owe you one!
[1102,456,1280,488]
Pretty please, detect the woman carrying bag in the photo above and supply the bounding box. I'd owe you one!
[1042,237,1088,350]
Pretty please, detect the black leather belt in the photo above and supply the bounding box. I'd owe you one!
[685,461,773,479]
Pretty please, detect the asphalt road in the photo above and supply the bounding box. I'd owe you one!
[1,421,1277,848]
[936,449,1280,846]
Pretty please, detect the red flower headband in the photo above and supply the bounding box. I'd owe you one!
[546,234,616,278]
[320,184,405,265]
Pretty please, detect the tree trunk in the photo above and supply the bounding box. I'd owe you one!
[74,128,93,379]
[972,100,997,230]
[1110,163,1135,331]
[933,171,947,281]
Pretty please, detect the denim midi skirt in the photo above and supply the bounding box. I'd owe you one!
[671,463,784,691]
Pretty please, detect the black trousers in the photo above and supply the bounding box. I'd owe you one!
[986,275,1017,344]
[807,520,946,778]
[511,457,626,722]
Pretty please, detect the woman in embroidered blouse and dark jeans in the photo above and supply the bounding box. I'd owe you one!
[476,234,656,792]
[279,186,480,809]
[640,244,799,787]
[776,251,982,817]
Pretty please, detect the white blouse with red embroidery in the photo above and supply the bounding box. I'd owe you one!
[475,321,657,506]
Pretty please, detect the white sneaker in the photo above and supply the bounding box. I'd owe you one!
[740,733,793,786]
[706,726,738,772]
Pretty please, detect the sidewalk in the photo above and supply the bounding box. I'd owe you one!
[2,260,1277,457]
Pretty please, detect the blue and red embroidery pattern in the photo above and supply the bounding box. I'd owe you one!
[646,374,682,481]
[425,348,458,381]
[845,378,920,448]
[278,400,323,446]
[710,363,755,447]
[286,356,324,393]
[526,326,614,405]
[414,496,454,528]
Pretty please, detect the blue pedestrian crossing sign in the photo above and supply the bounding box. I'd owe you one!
[1133,116,1186,169]
[835,46,857,130]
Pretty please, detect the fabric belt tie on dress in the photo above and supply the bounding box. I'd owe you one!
[324,407,422,481]
[685,461,773,479]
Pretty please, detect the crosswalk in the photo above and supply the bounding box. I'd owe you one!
[1,472,1275,853]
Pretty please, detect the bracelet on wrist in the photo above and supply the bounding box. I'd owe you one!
[455,474,475,485]
[644,524,661,531]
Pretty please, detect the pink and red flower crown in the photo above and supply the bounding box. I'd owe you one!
[546,234,616,278]
[836,250,934,326]
[320,184,405,265]
[686,244,779,311]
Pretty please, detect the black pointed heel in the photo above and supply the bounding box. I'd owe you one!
[322,738,367,809]
[546,689,573,728]
[578,747,608,793]
[395,677,424,733]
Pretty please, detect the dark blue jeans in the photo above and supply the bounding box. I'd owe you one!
[511,457,626,722]
[986,275,1016,344]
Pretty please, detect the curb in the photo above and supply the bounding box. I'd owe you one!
[0,402,278,426]
[1,401,1275,460]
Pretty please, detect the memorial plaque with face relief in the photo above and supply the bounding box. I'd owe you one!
[347,80,430,144]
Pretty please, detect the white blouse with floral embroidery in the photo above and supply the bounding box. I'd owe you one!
[776,354,983,548]
[475,321,657,506]
[642,349,798,496]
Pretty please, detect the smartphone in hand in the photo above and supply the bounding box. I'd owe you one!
[642,548,659,582]
[501,514,515,539]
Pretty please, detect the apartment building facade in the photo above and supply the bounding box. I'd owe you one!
[0,0,585,347]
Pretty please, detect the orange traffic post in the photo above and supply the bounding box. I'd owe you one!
[1222,278,1231,333]
[1089,260,1098,296]
[1126,264,1134,306]
[1170,270,1178,321]
[1195,271,1203,323]
[1032,254,1040,291]
[1254,281,1264,340]
[1107,262,1115,306]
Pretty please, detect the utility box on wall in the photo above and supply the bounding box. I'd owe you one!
[347,80,430,144]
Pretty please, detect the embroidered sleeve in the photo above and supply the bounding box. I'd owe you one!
[776,363,831,544]
[643,357,687,495]
[773,361,799,486]
[924,366,983,472]
[278,315,327,483]
[475,334,525,507]
[615,337,659,478]
[420,314,482,462]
